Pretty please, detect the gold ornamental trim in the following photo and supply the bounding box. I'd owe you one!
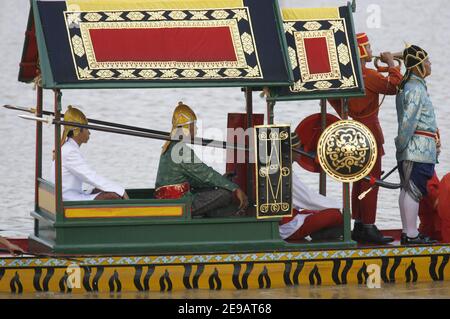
[317,120,378,183]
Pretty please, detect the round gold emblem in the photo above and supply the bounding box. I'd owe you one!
[317,120,378,183]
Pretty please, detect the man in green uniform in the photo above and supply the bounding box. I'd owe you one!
[155,102,249,217]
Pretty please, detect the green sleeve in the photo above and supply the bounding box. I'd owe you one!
[180,146,239,192]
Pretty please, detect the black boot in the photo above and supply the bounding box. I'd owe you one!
[310,227,343,241]
[356,224,394,244]
[403,233,438,245]
[400,233,407,245]
[351,221,363,241]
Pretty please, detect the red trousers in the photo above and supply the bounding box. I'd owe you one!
[283,209,343,240]
[351,149,382,224]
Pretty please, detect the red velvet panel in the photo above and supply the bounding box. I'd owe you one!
[304,37,331,74]
[89,27,237,62]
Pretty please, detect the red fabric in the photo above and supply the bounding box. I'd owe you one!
[419,172,441,240]
[304,37,332,74]
[351,148,382,224]
[225,113,264,198]
[89,27,237,62]
[155,182,190,199]
[438,174,450,242]
[293,113,340,173]
[282,209,343,240]
[418,173,450,243]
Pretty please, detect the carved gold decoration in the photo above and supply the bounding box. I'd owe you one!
[126,12,145,21]
[341,75,355,87]
[161,69,178,78]
[255,125,292,219]
[283,22,296,35]
[181,69,200,78]
[203,69,221,78]
[148,11,165,20]
[338,43,350,65]
[211,10,229,19]
[84,12,102,22]
[191,11,208,20]
[241,32,255,55]
[232,9,248,21]
[317,120,378,183]
[288,46,298,69]
[314,81,333,89]
[117,69,136,78]
[138,70,157,78]
[96,70,114,78]
[303,21,322,31]
[285,17,361,93]
[224,69,241,77]
[294,30,341,82]
[77,67,93,79]
[168,11,187,20]
[71,35,85,58]
[105,12,124,21]
[66,9,262,81]
[79,20,248,70]
[67,13,81,26]
[246,66,260,77]
[330,20,344,33]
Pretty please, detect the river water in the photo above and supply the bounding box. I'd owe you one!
[1,0,449,239]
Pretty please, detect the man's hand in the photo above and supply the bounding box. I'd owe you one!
[234,188,249,213]
[380,52,395,67]
[122,191,130,200]
[3,241,25,256]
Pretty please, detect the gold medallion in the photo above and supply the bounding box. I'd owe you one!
[317,120,377,183]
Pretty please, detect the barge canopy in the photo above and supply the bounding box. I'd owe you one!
[19,0,294,89]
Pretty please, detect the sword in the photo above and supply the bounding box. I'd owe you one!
[358,165,399,200]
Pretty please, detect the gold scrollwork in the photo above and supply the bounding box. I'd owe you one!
[281,167,290,177]
[318,120,377,183]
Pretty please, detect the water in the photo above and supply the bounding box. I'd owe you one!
[1,0,450,238]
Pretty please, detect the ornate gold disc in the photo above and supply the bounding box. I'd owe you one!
[317,120,378,183]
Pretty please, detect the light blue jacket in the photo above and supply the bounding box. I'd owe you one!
[395,74,438,164]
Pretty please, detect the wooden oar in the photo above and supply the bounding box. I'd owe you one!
[0,248,82,263]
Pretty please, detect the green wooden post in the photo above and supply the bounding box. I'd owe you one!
[54,89,64,223]
[342,98,352,242]
[319,99,327,196]
[34,85,43,237]
[34,85,43,212]
[245,87,254,205]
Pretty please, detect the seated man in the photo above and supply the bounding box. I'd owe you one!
[155,102,248,217]
[279,134,343,241]
[51,106,128,201]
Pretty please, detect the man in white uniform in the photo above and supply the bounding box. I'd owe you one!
[51,106,128,201]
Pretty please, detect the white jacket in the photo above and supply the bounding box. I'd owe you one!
[50,138,125,201]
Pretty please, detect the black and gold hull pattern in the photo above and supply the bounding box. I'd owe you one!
[1,246,449,293]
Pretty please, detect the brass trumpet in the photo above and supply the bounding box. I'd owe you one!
[373,52,403,69]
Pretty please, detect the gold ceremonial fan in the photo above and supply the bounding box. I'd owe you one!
[317,120,378,183]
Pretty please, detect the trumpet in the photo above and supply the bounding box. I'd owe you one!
[373,51,403,69]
